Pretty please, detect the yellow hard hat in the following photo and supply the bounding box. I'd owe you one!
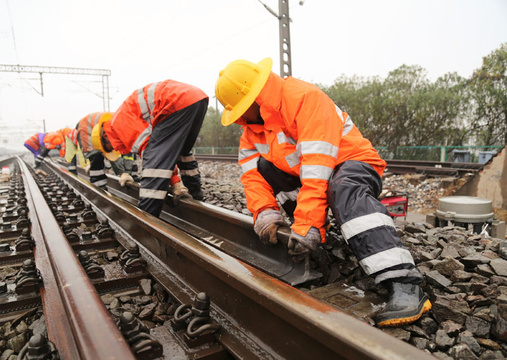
[215,57,273,126]
[91,113,120,162]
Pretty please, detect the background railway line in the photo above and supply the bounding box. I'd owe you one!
[0,156,435,359]
[195,154,485,178]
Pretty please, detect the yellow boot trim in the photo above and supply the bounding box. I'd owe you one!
[377,299,432,328]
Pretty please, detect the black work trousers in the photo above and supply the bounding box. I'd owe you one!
[139,98,208,217]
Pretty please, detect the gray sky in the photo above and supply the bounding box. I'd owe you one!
[0,0,506,151]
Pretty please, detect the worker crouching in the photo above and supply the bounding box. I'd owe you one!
[215,57,431,327]
[92,80,209,217]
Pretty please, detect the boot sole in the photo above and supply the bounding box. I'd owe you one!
[376,299,432,327]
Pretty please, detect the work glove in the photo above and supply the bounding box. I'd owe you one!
[288,227,321,262]
[171,181,192,205]
[119,173,135,187]
[253,209,287,245]
[83,164,90,174]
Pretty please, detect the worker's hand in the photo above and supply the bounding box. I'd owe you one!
[171,181,192,205]
[253,209,286,245]
[83,164,90,174]
[119,173,135,187]
[288,227,321,262]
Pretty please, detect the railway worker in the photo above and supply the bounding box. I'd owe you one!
[91,80,209,217]
[24,131,64,168]
[214,57,431,327]
[75,112,116,189]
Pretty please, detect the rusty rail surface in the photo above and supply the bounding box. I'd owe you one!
[40,158,434,360]
[17,157,136,360]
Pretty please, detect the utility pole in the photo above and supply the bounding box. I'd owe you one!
[258,0,304,78]
[278,0,292,78]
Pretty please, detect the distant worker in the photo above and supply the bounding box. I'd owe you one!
[24,131,64,168]
[215,58,431,327]
[91,80,208,217]
[75,112,116,189]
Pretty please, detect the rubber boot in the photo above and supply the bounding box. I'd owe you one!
[184,179,204,201]
[375,282,432,327]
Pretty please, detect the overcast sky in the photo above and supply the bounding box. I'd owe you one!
[0,0,506,151]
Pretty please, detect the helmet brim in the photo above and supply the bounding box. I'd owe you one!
[91,113,121,162]
[221,57,273,126]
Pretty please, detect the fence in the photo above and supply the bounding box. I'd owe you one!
[376,146,504,162]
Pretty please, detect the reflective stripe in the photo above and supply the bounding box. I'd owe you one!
[138,88,150,122]
[342,115,354,137]
[300,165,333,180]
[89,170,105,176]
[277,132,296,145]
[335,104,344,122]
[68,165,77,170]
[239,149,258,160]
[359,247,415,275]
[142,168,173,178]
[285,151,300,168]
[86,114,94,150]
[179,154,195,162]
[139,188,167,199]
[254,143,269,154]
[180,168,199,176]
[297,141,338,158]
[341,212,395,241]
[138,82,158,123]
[240,157,259,174]
[93,179,108,187]
[132,125,152,154]
[276,188,300,205]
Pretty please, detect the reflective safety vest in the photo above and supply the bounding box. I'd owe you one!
[105,80,208,156]
[76,112,114,154]
[56,128,72,157]
[238,73,387,241]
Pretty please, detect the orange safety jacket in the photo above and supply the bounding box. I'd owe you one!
[104,80,208,156]
[56,128,72,157]
[43,132,64,150]
[238,73,386,241]
[76,112,113,154]
[67,128,78,145]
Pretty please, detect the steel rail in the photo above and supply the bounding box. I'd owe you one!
[17,157,136,360]
[45,159,434,359]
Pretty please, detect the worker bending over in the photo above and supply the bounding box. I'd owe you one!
[215,58,431,327]
[92,80,208,217]
[24,132,64,168]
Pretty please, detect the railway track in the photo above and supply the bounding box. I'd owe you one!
[195,154,484,177]
[0,155,436,359]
